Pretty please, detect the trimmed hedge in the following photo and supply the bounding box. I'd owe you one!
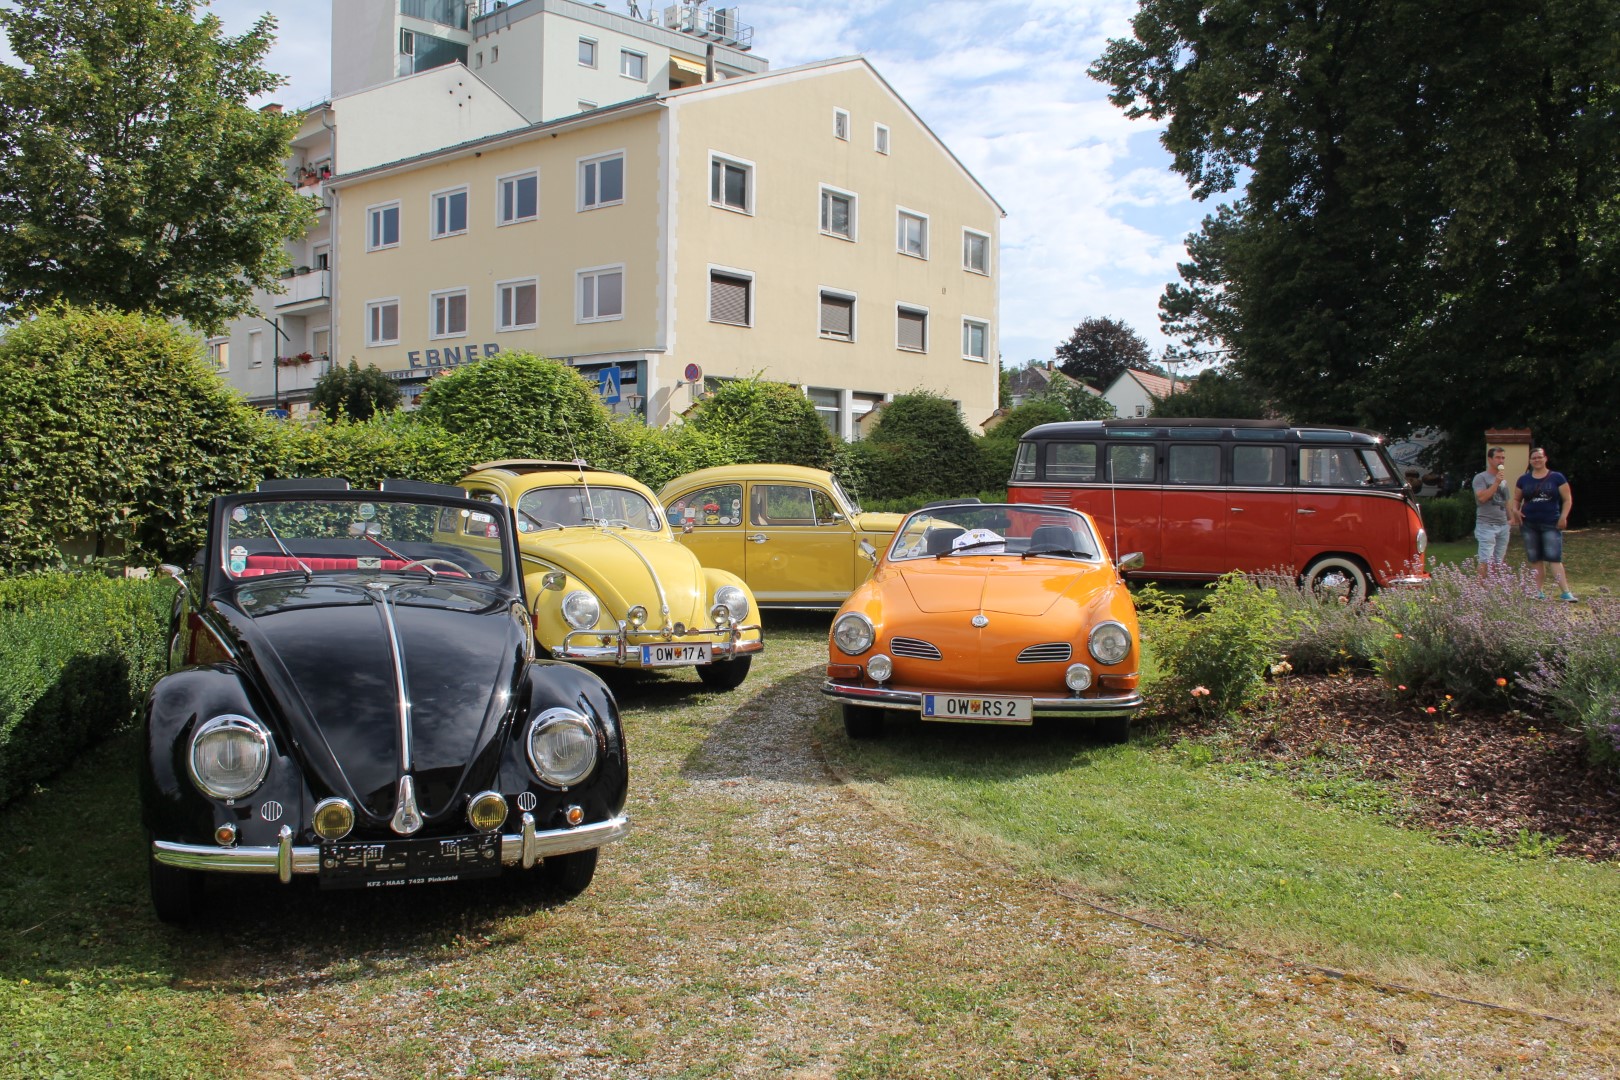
[1416,492,1474,543]
[0,574,173,807]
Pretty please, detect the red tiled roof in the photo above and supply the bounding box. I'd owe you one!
[1127,369,1186,399]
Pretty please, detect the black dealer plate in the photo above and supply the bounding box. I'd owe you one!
[318,834,502,889]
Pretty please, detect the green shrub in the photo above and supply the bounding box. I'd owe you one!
[0,305,265,570]
[412,352,615,462]
[1415,492,1473,543]
[604,417,739,492]
[0,573,173,807]
[256,410,481,491]
[1258,572,1395,674]
[684,378,837,469]
[845,392,987,500]
[1137,574,1287,717]
[310,360,403,422]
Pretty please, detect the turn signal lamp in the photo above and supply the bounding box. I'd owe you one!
[564,804,585,827]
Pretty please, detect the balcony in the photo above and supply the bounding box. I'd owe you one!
[274,268,331,312]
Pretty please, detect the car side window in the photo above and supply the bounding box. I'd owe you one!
[753,484,817,526]
[668,483,742,528]
[1233,445,1286,486]
[1167,444,1220,485]
[813,489,842,524]
[1046,442,1097,481]
[1108,444,1156,483]
[1300,447,1367,486]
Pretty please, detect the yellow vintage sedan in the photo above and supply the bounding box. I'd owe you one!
[657,465,903,610]
[459,461,763,690]
[823,501,1144,740]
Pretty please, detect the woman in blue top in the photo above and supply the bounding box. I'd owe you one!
[1508,447,1576,601]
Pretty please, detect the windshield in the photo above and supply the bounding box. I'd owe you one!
[219,495,513,584]
[516,484,663,531]
[887,504,1102,561]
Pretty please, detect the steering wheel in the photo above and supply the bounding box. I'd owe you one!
[398,558,466,575]
[587,518,631,528]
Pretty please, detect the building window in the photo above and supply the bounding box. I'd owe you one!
[366,299,400,346]
[874,123,890,154]
[852,391,884,437]
[367,202,400,251]
[495,278,537,331]
[491,45,498,62]
[207,338,229,371]
[431,289,468,338]
[578,265,624,322]
[709,154,752,213]
[962,318,989,362]
[620,49,646,80]
[808,387,841,435]
[474,50,482,69]
[833,107,849,141]
[897,305,927,352]
[313,243,330,270]
[498,170,538,225]
[897,209,928,259]
[819,290,854,340]
[430,187,468,239]
[578,38,596,67]
[579,152,624,209]
[963,228,990,275]
[819,186,855,239]
[709,269,752,326]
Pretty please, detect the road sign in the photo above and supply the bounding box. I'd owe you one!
[596,366,622,404]
[684,362,703,383]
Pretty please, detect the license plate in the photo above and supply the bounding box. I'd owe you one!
[640,642,711,666]
[318,834,502,890]
[921,694,1034,724]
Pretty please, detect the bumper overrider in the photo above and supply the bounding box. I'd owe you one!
[555,621,764,664]
[822,680,1142,718]
[152,812,631,884]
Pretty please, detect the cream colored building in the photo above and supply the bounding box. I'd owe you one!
[328,56,1004,434]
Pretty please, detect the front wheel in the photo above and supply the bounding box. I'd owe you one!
[1302,555,1371,603]
[842,703,884,739]
[149,847,204,925]
[696,655,752,691]
[535,847,599,899]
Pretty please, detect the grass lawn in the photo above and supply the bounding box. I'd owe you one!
[1425,522,1620,595]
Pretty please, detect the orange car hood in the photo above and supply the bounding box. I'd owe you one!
[895,559,1111,617]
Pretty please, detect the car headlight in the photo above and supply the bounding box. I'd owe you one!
[1088,622,1132,666]
[561,590,600,630]
[832,612,875,656]
[1415,527,1428,554]
[188,715,271,800]
[715,585,748,622]
[526,708,599,787]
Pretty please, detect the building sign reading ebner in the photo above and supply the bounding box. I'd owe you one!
[384,343,502,380]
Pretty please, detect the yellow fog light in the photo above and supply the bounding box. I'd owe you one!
[564,804,585,827]
[312,797,355,841]
[467,791,508,834]
[626,605,648,628]
[214,823,237,846]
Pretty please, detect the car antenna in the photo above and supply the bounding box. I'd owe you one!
[558,413,598,525]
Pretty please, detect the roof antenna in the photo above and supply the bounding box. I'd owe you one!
[556,411,598,525]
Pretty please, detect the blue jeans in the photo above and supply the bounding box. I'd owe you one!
[1521,522,1563,564]
[1474,522,1510,564]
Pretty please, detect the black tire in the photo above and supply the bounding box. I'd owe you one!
[536,847,599,899]
[1302,556,1371,603]
[149,850,204,926]
[842,703,883,739]
[695,655,751,691]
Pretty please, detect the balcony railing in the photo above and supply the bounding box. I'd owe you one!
[275,268,331,308]
[400,0,468,30]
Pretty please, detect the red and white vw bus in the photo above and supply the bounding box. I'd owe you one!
[1009,419,1428,598]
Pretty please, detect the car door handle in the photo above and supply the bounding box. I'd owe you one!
[1230,507,1244,512]
[1296,508,1316,515]
[748,533,768,543]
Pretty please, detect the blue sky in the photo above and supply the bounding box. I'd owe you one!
[11,0,1210,371]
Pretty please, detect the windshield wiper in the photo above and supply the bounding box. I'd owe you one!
[259,515,313,582]
[364,533,437,580]
[938,541,1005,557]
[1022,548,1094,560]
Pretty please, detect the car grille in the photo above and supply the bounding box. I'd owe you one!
[889,637,942,660]
[1017,643,1073,663]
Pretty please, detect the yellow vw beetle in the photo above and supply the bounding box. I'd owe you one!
[458,461,763,690]
[657,465,903,610]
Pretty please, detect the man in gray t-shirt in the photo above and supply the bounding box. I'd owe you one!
[1472,446,1515,577]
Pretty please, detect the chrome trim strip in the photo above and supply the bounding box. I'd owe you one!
[822,680,1141,718]
[555,622,764,663]
[367,583,414,776]
[596,530,672,631]
[276,824,293,884]
[555,637,765,662]
[151,814,631,877]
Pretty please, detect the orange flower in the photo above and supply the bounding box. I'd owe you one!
[1397,685,1407,691]
[1394,632,1404,639]
[1495,677,1508,687]
[1425,706,1437,714]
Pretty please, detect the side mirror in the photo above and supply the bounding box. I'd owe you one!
[1116,552,1144,573]
[858,540,878,565]
[158,563,189,598]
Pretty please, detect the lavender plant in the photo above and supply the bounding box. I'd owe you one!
[1518,601,1620,771]
[1257,571,1394,674]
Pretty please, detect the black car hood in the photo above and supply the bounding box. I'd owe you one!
[212,581,527,824]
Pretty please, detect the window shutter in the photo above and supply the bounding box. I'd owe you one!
[820,294,852,338]
[897,308,925,351]
[710,274,750,325]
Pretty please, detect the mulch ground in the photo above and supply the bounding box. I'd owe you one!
[1175,674,1620,862]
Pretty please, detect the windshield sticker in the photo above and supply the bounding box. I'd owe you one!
[358,556,382,570]
[358,502,377,520]
[231,507,248,523]
[229,545,248,574]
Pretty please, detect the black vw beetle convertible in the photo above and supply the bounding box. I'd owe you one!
[144,478,629,924]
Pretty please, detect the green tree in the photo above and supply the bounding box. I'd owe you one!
[0,0,315,332]
[847,391,985,500]
[412,352,614,463]
[1150,368,1270,419]
[1039,378,1116,421]
[1092,0,1620,475]
[0,305,266,569]
[311,360,403,423]
[684,378,836,469]
[1053,316,1151,389]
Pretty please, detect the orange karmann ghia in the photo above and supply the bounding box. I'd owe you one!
[822,501,1144,740]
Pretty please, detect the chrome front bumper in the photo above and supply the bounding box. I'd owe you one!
[822,680,1142,718]
[151,812,631,884]
[555,622,764,665]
